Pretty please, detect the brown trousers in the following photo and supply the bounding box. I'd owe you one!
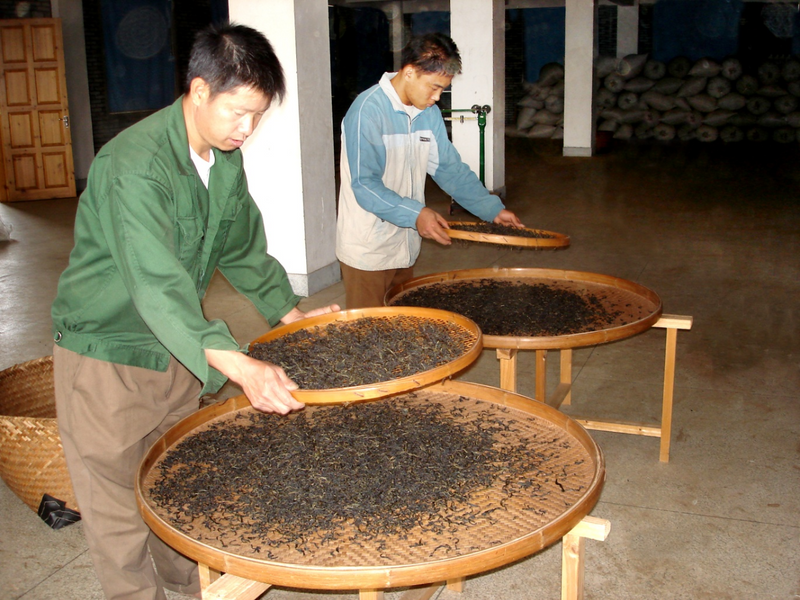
[54,345,201,600]
[339,261,414,309]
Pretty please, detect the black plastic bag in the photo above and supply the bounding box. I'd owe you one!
[37,494,81,530]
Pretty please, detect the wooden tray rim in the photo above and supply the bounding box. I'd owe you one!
[446,221,571,248]
[136,379,605,590]
[248,306,483,404]
[385,267,663,350]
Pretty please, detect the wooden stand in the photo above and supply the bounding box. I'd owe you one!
[194,516,611,600]
[561,517,611,600]
[496,314,693,462]
[139,382,610,600]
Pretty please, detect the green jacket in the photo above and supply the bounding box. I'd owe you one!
[52,97,300,395]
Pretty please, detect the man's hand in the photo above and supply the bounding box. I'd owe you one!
[280,303,341,325]
[205,349,304,414]
[493,209,524,228]
[204,304,341,414]
[416,207,452,246]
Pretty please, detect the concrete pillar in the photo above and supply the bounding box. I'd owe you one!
[563,0,596,157]
[617,2,639,57]
[51,0,94,190]
[229,0,339,297]
[450,0,505,196]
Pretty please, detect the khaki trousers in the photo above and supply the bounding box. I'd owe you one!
[54,345,202,600]
[339,261,414,309]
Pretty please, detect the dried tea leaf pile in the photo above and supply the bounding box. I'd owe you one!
[449,222,555,239]
[145,392,596,564]
[390,279,625,337]
[249,315,475,389]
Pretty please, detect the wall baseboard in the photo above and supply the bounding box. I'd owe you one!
[287,260,341,297]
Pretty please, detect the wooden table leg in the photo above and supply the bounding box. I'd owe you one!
[561,516,611,600]
[659,326,678,463]
[198,568,270,600]
[535,349,547,402]
[546,349,573,409]
[198,563,221,590]
[653,315,693,463]
[360,590,384,600]
[561,531,586,600]
[496,348,518,392]
[560,349,573,406]
[447,577,465,592]
[567,315,692,461]
[397,583,448,599]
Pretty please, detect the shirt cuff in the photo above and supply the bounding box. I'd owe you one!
[201,365,230,396]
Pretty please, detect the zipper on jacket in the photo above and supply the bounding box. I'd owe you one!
[405,113,414,202]
[404,111,416,266]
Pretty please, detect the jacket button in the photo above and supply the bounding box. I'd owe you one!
[54,332,62,342]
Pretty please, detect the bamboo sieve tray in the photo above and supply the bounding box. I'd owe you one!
[386,267,662,350]
[248,307,482,404]
[446,221,570,248]
[137,379,604,591]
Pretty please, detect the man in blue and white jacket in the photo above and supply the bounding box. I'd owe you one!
[336,33,523,309]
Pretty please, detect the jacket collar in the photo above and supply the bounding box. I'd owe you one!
[166,96,196,177]
[380,72,410,114]
[166,95,239,177]
[380,72,426,120]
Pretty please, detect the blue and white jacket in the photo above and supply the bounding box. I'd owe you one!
[336,72,505,271]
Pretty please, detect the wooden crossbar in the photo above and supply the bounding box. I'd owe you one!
[576,419,661,437]
[496,314,693,462]
[654,314,693,330]
[200,573,270,600]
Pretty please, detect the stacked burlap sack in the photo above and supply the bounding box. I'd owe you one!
[515,54,800,143]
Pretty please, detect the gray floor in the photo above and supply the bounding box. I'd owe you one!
[1,137,798,599]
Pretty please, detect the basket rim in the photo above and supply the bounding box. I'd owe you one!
[446,221,570,248]
[385,267,663,350]
[248,307,483,404]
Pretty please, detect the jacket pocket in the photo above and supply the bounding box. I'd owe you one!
[176,216,204,264]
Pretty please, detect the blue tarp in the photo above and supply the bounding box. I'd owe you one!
[505,8,565,84]
[102,0,175,113]
[652,0,743,62]
[410,12,451,36]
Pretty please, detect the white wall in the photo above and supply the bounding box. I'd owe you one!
[51,0,94,188]
[450,0,506,196]
[229,0,338,296]
[563,0,596,157]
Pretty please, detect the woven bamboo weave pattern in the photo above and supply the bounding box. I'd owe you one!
[0,356,78,512]
[142,389,599,568]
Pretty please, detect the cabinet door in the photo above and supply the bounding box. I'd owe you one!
[0,18,76,202]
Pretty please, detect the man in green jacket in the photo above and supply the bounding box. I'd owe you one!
[51,23,337,599]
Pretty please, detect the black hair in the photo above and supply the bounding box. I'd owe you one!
[401,33,462,77]
[186,22,286,102]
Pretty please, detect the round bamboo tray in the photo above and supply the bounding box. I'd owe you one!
[137,379,604,591]
[446,222,570,249]
[385,267,662,350]
[248,307,482,404]
[0,356,78,513]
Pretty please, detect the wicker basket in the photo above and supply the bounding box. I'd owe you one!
[0,356,78,513]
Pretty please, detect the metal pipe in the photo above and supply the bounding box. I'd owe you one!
[442,104,492,185]
[442,104,492,215]
[473,104,491,185]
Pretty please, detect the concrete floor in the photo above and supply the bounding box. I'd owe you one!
[1,137,798,599]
